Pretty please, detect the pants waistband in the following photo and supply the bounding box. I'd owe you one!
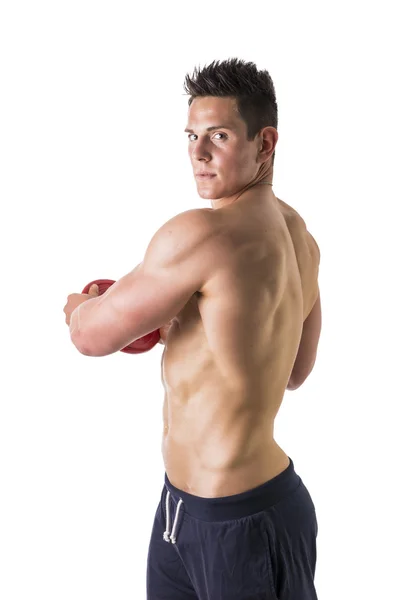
[164,457,300,522]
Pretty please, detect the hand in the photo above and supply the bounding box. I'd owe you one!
[63,284,100,327]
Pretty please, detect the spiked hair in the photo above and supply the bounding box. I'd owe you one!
[184,58,278,164]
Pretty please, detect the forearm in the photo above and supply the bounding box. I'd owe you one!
[69,304,82,338]
[69,297,100,346]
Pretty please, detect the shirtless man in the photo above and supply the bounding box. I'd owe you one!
[67,59,321,599]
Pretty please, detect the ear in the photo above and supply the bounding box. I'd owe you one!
[258,127,278,160]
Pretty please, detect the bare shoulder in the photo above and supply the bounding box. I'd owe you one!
[162,208,215,228]
[307,229,320,261]
[143,208,221,270]
[277,197,320,258]
[277,197,305,224]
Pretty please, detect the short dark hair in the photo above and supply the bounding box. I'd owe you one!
[183,58,278,165]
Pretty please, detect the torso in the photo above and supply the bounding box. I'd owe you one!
[159,193,320,498]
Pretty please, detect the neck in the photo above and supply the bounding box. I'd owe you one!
[211,183,276,210]
[211,162,274,210]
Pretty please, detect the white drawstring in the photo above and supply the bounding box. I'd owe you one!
[163,490,183,544]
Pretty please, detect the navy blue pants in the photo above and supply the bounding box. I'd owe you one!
[146,457,318,599]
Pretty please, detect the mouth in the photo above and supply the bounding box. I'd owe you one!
[196,174,216,179]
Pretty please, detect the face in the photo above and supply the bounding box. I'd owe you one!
[185,97,263,203]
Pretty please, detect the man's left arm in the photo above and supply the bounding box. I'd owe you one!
[71,209,215,357]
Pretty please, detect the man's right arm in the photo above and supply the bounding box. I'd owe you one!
[287,287,322,391]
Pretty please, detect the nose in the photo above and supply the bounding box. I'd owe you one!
[190,138,211,162]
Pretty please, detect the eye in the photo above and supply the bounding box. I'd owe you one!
[187,132,227,141]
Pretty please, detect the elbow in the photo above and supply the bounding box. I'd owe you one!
[287,376,302,391]
[287,350,318,391]
[71,332,93,356]
[287,364,315,391]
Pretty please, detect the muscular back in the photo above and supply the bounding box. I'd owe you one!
[160,194,320,496]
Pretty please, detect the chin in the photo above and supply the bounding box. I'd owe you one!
[196,182,222,200]
[198,190,219,200]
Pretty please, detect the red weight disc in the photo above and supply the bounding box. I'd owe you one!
[120,329,160,354]
[81,278,116,295]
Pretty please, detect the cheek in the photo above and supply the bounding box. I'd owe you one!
[219,150,241,169]
[227,153,252,177]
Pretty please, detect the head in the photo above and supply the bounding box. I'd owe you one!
[183,58,278,204]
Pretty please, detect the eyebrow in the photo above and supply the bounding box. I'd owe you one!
[184,125,235,133]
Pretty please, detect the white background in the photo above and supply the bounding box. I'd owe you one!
[1,1,399,598]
